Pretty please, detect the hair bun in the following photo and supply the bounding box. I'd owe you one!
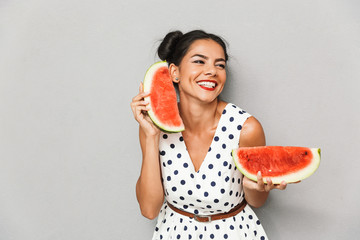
[158,31,183,62]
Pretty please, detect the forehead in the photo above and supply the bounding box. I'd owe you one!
[185,39,225,59]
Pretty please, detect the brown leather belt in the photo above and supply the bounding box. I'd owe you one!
[167,199,247,222]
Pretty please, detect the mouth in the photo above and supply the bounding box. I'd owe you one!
[196,80,217,91]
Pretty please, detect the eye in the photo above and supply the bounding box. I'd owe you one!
[193,60,205,64]
[216,63,226,69]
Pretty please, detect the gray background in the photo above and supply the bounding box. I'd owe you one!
[1,0,359,239]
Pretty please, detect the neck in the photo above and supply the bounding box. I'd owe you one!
[179,98,220,133]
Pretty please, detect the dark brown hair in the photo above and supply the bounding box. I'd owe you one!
[157,30,228,66]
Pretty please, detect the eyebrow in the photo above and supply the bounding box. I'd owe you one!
[191,54,226,62]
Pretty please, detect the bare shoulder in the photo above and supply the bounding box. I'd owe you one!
[217,100,228,112]
[239,116,266,147]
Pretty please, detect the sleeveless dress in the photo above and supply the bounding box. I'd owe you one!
[152,103,268,240]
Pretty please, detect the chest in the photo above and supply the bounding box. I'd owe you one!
[182,130,215,172]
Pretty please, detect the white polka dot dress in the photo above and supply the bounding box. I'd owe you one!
[152,103,268,240]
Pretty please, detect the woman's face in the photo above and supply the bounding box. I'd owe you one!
[171,39,227,103]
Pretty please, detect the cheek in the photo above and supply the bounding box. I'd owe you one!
[179,65,201,77]
[220,72,227,82]
[189,68,202,78]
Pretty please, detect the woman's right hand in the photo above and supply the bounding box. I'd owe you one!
[130,82,160,137]
[132,83,164,219]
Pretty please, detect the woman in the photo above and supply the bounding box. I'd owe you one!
[131,30,287,240]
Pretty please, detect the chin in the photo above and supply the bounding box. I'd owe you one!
[198,95,220,104]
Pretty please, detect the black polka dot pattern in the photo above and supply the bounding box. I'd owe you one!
[153,103,267,240]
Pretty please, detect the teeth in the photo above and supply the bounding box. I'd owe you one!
[197,81,216,88]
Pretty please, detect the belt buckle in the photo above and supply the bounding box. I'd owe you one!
[194,214,212,222]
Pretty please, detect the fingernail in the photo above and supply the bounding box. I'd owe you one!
[257,171,261,177]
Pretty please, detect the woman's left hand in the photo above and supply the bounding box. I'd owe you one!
[243,171,287,193]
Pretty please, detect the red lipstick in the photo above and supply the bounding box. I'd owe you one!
[196,80,217,91]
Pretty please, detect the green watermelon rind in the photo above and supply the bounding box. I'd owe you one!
[232,147,321,184]
[143,61,185,133]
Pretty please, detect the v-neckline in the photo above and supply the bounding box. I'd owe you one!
[179,103,230,173]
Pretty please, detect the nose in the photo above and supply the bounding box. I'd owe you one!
[205,64,216,76]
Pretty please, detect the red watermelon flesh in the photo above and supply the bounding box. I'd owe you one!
[143,61,184,132]
[232,146,321,184]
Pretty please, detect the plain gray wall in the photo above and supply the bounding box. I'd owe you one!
[1,0,359,239]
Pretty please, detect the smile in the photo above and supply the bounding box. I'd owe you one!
[197,80,217,91]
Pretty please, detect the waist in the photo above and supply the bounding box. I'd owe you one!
[167,198,247,223]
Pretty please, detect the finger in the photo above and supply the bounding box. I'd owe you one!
[256,171,263,184]
[256,171,265,191]
[136,112,152,125]
[133,83,143,102]
[139,82,143,93]
[133,104,151,121]
[134,105,148,117]
[265,177,273,192]
[131,100,150,114]
[132,91,151,102]
[277,181,287,190]
[138,103,151,113]
[131,99,150,107]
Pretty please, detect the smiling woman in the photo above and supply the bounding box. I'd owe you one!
[169,39,227,104]
[130,30,286,240]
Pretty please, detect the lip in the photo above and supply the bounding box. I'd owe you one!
[196,80,217,91]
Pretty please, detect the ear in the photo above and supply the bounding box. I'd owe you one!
[169,63,180,83]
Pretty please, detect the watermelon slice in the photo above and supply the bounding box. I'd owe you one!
[232,146,321,184]
[143,61,185,132]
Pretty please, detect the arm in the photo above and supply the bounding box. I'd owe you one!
[239,117,286,208]
[131,83,164,219]
[135,128,164,219]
